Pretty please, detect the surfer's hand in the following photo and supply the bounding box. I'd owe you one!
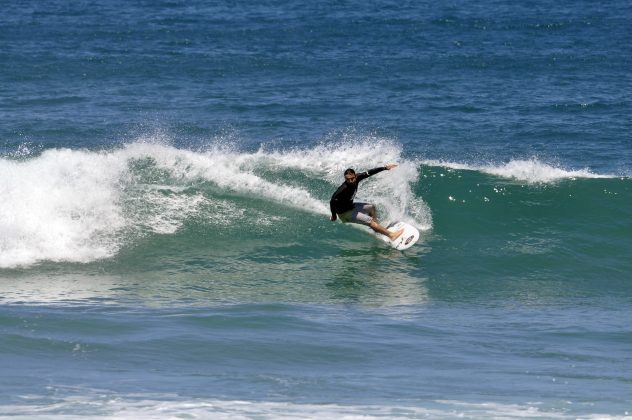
[330,215,337,221]
[385,163,398,170]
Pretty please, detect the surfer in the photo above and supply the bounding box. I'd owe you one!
[330,164,404,241]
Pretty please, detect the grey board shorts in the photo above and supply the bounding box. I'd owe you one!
[338,202,374,226]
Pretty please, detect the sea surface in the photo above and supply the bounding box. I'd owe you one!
[1,0,631,418]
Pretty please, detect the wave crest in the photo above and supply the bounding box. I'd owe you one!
[422,157,615,183]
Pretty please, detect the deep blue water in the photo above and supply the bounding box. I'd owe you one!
[1,0,631,418]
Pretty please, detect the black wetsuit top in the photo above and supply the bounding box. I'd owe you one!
[330,167,386,217]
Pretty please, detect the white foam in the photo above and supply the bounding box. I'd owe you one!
[135,189,208,235]
[0,149,127,268]
[422,157,614,183]
[121,141,332,215]
[3,395,621,419]
[258,135,404,177]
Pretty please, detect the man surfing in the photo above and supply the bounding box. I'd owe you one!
[330,164,404,241]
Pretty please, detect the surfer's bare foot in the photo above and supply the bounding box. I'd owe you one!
[389,228,404,241]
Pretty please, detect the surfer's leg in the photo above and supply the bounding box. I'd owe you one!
[352,203,403,240]
[356,203,377,222]
[369,220,404,241]
[368,204,377,222]
[344,204,403,240]
[338,205,369,225]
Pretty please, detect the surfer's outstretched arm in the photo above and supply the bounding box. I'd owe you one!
[356,163,398,182]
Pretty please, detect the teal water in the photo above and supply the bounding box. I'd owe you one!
[1,0,632,418]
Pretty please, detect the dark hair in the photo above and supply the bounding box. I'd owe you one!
[344,168,356,176]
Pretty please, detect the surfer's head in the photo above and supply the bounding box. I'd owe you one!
[344,168,356,184]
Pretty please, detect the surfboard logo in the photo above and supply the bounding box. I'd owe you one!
[405,236,414,245]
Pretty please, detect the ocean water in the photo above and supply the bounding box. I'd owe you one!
[1,0,631,418]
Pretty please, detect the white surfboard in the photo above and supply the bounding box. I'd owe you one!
[379,221,420,250]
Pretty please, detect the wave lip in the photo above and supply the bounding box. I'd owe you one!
[422,157,615,183]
